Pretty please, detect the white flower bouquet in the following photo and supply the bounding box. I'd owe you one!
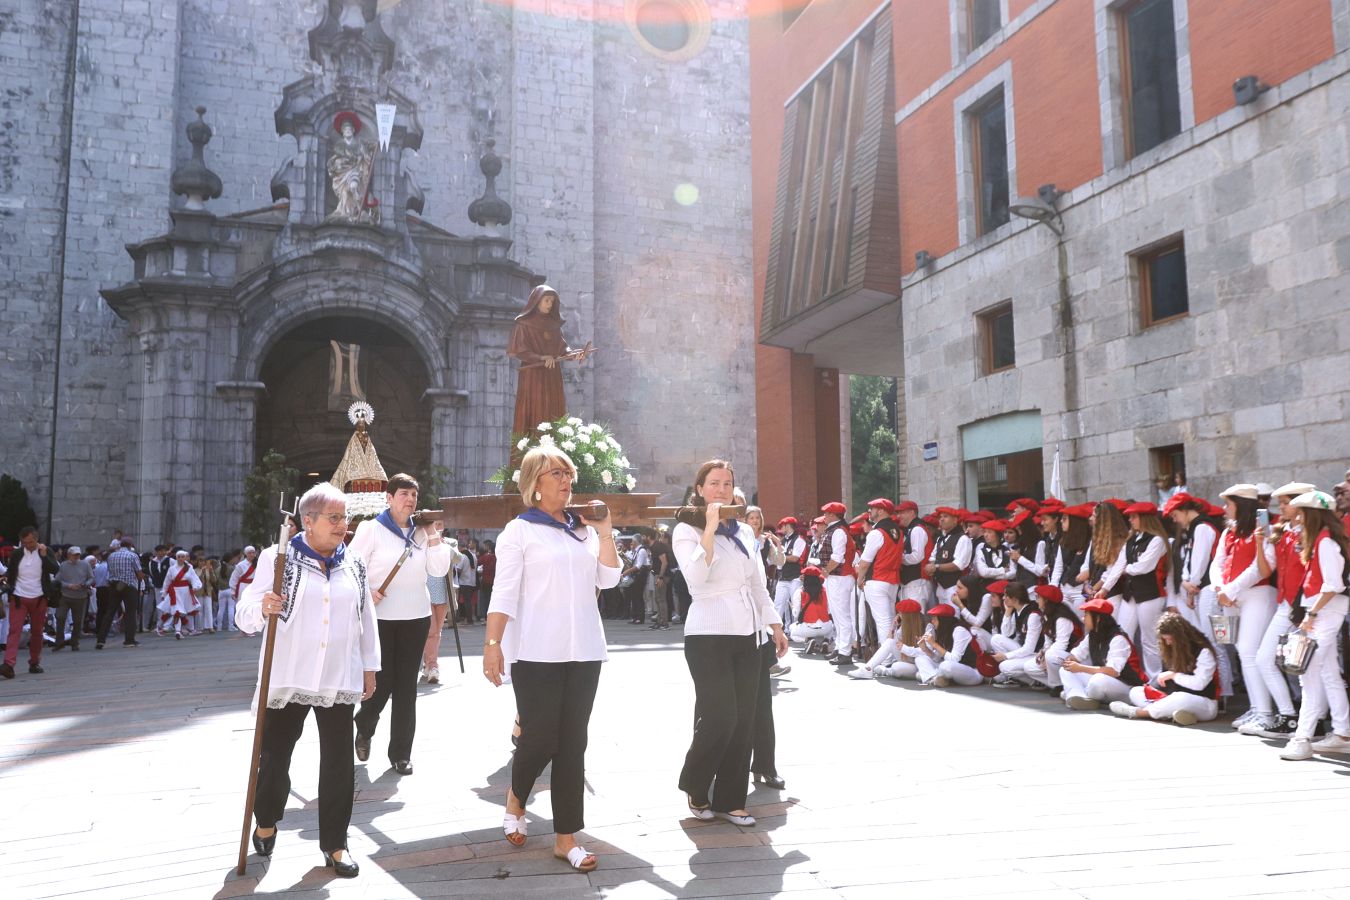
[492,415,637,494]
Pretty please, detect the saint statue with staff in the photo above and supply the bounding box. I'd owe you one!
[326,111,379,226]
[507,284,594,436]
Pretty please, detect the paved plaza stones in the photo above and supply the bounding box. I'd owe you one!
[6,625,1350,899]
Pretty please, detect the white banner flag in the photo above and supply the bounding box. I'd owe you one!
[1050,444,1062,499]
[375,103,397,152]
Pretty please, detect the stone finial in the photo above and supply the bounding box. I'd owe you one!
[467,139,512,231]
[171,106,223,211]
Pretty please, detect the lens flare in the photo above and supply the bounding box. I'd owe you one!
[674,183,700,206]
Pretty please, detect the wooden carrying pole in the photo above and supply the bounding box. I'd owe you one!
[236,495,295,876]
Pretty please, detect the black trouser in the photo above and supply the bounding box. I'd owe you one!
[750,639,778,778]
[254,701,354,853]
[673,571,692,621]
[56,594,90,646]
[679,634,761,812]
[355,615,429,763]
[96,582,138,645]
[600,587,624,618]
[625,574,648,621]
[511,659,602,835]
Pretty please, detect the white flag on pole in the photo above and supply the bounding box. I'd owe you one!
[1050,444,1062,499]
[376,103,397,152]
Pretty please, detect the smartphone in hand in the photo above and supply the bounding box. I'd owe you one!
[1256,508,1270,536]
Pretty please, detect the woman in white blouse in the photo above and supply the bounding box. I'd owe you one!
[483,447,621,873]
[672,460,787,826]
[237,482,380,878]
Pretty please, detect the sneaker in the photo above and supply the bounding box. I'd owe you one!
[1067,696,1100,711]
[0,663,13,679]
[829,654,852,666]
[769,664,791,676]
[1048,686,1064,698]
[802,640,817,656]
[991,677,1018,689]
[1238,715,1277,736]
[932,676,952,687]
[1109,701,1137,718]
[1230,709,1258,730]
[847,668,873,680]
[426,667,440,685]
[1311,734,1350,754]
[1171,710,1199,726]
[1259,715,1299,738]
[29,664,44,674]
[1280,738,1314,761]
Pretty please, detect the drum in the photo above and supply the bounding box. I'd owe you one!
[1277,630,1318,675]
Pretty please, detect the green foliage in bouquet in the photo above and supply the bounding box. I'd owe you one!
[490,416,637,494]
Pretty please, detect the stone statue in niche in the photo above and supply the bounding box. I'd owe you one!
[325,111,379,225]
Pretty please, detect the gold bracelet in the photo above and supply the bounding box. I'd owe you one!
[485,638,501,647]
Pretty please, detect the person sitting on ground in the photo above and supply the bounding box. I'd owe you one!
[1109,611,1220,726]
[849,598,926,680]
[913,603,983,688]
[787,565,834,654]
[1020,585,1082,696]
[989,581,1044,686]
[1059,597,1148,711]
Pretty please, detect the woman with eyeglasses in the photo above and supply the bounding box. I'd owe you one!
[351,473,452,778]
[483,447,620,873]
[672,459,788,826]
[236,482,380,877]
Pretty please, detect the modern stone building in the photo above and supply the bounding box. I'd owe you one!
[752,0,1350,516]
[2,0,755,549]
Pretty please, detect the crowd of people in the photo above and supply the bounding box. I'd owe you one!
[754,474,1350,763]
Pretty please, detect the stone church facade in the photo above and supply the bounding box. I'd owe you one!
[2,0,755,549]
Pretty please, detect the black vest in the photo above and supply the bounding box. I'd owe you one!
[779,533,802,581]
[1089,630,1146,686]
[932,530,965,589]
[1122,533,1162,602]
[1181,519,1220,588]
[900,522,925,583]
[956,627,978,668]
[1161,650,1219,699]
[1057,545,1087,589]
[1012,604,1045,652]
[1011,540,1042,587]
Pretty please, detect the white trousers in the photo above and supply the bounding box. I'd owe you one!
[1127,685,1218,722]
[1197,586,1235,696]
[197,594,214,632]
[1060,668,1132,705]
[789,621,834,643]
[1231,586,1278,717]
[1170,588,1203,629]
[899,580,927,605]
[1115,597,1166,677]
[862,581,898,643]
[990,634,1020,655]
[1024,647,1070,687]
[1295,595,1350,740]
[216,588,237,631]
[1061,585,1085,615]
[825,575,856,654]
[1254,603,1297,716]
[775,578,800,626]
[934,583,958,607]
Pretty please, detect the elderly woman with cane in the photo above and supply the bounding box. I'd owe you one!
[237,482,380,877]
[484,447,621,873]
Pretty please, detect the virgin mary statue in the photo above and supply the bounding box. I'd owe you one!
[507,284,592,435]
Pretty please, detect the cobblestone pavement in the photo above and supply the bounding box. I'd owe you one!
[4,620,1350,899]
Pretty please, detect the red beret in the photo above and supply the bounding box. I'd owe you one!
[1009,509,1032,529]
[1081,597,1115,616]
[1205,501,1226,518]
[820,501,847,515]
[935,506,961,518]
[1161,493,1193,516]
[777,516,798,527]
[962,511,983,524]
[1041,496,1064,510]
[812,515,827,525]
[983,519,1010,532]
[867,498,896,512]
[896,598,923,613]
[1103,498,1130,513]
[923,513,940,525]
[801,564,823,578]
[1006,498,1040,512]
[986,580,1009,594]
[1124,501,1159,516]
[1062,503,1094,519]
[972,509,996,522]
[1033,585,1064,603]
[928,603,957,618]
[848,522,866,536]
[895,500,918,513]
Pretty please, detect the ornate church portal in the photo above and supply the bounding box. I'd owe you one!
[103,0,537,551]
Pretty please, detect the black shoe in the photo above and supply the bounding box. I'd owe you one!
[322,848,360,878]
[29,664,43,674]
[354,732,371,762]
[0,663,13,679]
[70,643,80,652]
[53,642,66,652]
[125,641,140,647]
[752,772,786,789]
[251,828,276,857]
[392,760,413,775]
[829,654,852,666]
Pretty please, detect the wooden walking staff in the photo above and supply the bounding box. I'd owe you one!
[236,494,297,876]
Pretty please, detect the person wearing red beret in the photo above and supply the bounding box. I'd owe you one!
[1008,510,1049,588]
[773,518,809,630]
[787,565,835,654]
[893,501,931,610]
[973,520,1016,597]
[855,499,903,648]
[912,604,983,687]
[1059,598,1148,710]
[1209,485,1278,733]
[1020,584,1082,695]
[1084,501,1130,602]
[1095,502,1171,678]
[818,502,858,665]
[988,582,1043,685]
[925,509,972,609]
[848,598,927,680]
[1050,505,1093,612]
[1108,611,1220,725]
[1163,494,1232,700]
[962,511,985,543]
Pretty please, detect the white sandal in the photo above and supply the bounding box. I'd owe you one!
[503,812,527,846]
[554,845,597,872]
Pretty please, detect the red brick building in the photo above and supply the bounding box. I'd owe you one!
[752,0,1349,518]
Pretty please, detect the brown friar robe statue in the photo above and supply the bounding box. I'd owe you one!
[507,284,576,436]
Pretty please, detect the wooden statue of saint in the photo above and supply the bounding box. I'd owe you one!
[507,284,594,436]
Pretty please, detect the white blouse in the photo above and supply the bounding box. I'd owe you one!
[488,517,622,666]
[348,517,455,620]
[236,542,381,712]
[672,521,783,639]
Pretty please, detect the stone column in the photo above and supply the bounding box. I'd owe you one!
[209,382,267,551]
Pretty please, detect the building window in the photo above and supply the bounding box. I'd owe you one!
[968,0,1002,50]
[977,301,1015,374]
[1119,0,1181,157]
[1151,444,1187,504]
[969,88,1009,235]
[625,0,711,61]
[1135,236,1188,327]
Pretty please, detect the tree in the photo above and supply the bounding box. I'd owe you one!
[850,375,899,503]
[241,450,298,547]
[0,474,38,542]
